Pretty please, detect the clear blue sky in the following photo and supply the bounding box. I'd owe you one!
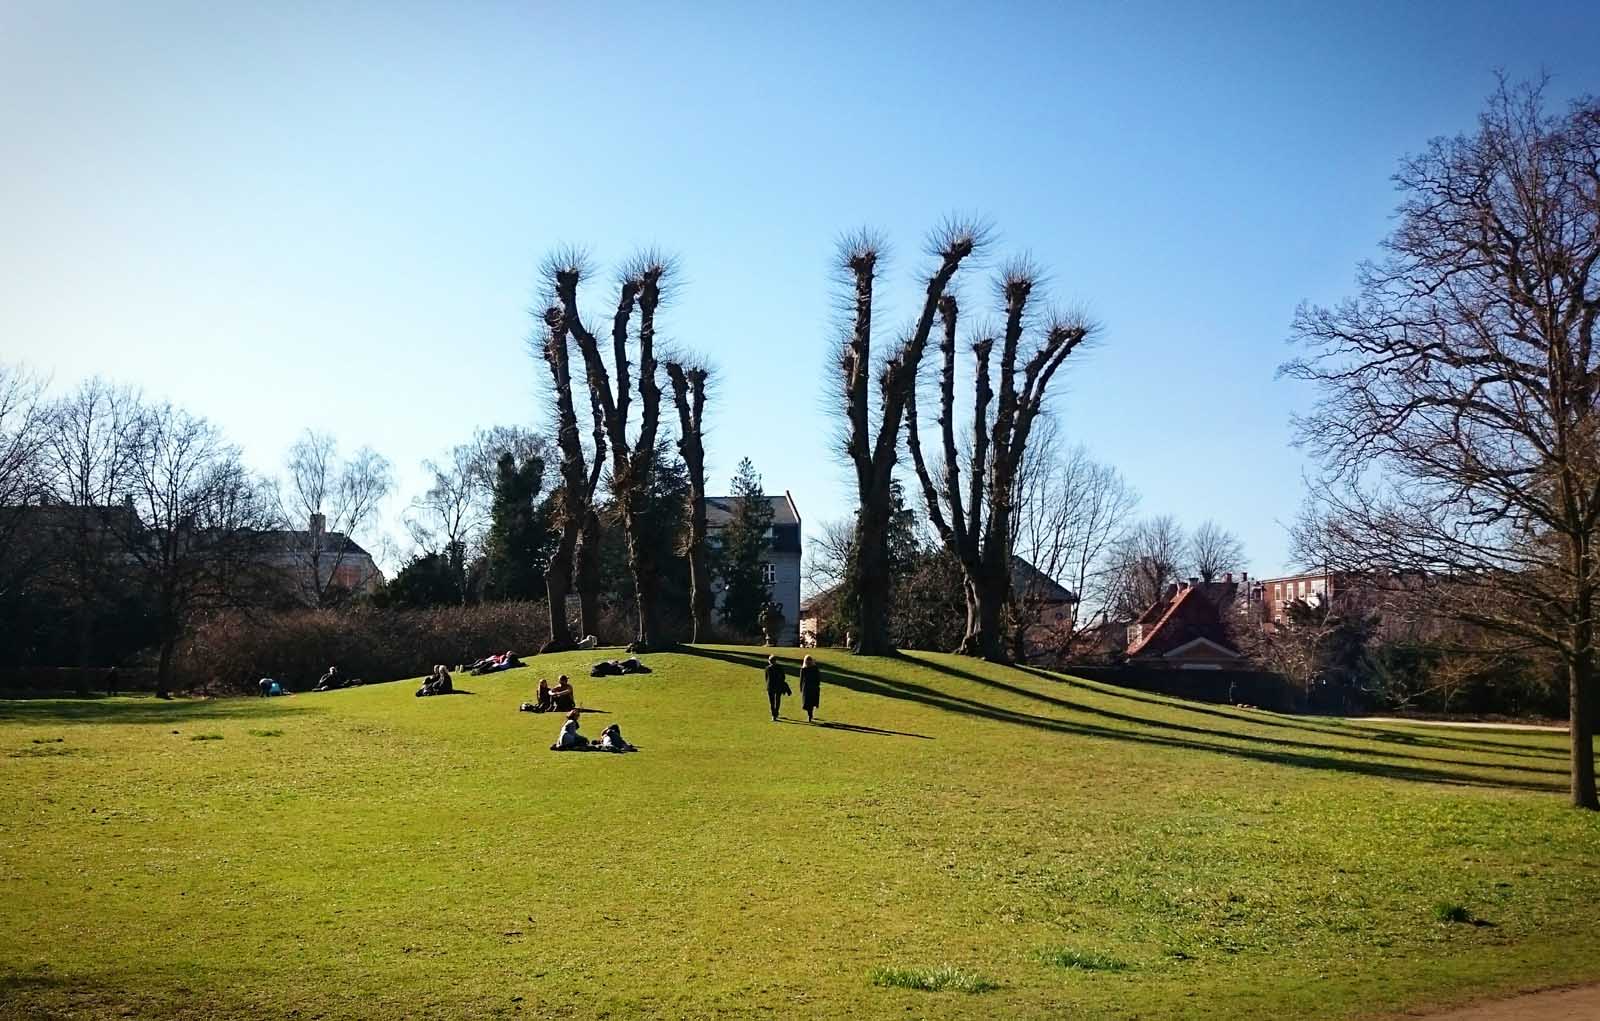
[4,1,1597,576]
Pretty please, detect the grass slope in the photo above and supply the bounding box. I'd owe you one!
[2,646,1597,1020]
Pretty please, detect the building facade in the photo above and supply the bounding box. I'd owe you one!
[704,491,802,645]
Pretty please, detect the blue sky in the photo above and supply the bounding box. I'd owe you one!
[4,1,1597,577]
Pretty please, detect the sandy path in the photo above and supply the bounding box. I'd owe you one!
[1357,716,1566,733]
[1404,985,1600,1020]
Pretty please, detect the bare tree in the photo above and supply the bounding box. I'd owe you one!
[535,303,599,650]
[832,221,987,655]
[546,250,675,649]
[405,442,480,602]
[903,256,1095,660]
[1283,80,1600,809]
[665,359,713,643]
[281,431,392,606]
[1189,519,1245,584]
[804,516,857,597]
[41,379,146,668]
[0,364,50,601]
[120,403,277,696]
[1104,515,1188,620]
[1010,436,1139,660]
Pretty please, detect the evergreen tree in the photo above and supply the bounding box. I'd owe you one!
[385,552,462,608]
[719,458,774,635]
[483,452,553,601]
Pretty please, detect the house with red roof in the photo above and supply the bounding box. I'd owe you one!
[1125,578,1245,669]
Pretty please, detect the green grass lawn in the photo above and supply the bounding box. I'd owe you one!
[3,647,1597,1020]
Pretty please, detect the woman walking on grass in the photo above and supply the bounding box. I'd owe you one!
[798,654,821,723]
[763,655,791,722]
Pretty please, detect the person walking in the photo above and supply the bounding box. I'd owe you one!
[763,655,791,722]
[798,654,822,723]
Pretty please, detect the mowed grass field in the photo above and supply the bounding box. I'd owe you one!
[3,647,1598,1020]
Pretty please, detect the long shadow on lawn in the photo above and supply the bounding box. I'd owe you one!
[1008,664,1566,762]
[680,647,1563,793]
[777,718,932,739]
[0,696,316,726]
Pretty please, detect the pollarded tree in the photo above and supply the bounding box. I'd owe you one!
[832,221,987,655]
[904,261,1095,661]
[1283,79,1600,809]
[665,359,713,643]
[536,303,603,651]
[547,251,676,650]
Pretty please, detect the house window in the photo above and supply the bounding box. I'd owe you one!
[761,563,776,585]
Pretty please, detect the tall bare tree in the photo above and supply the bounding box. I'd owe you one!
[1283,79,1600,809]
[1104,515,1188,620]
[1010,436,1139,660]
[281,431,392,606]
[0,364,50,602]
[42,379,145,668]
[666,359,713,642]
[547,251,674,649]
[120,403,277,696]
[406,427,549,603]
[832,221,986,655]
[904,255,1095,660]
[536,305,600,650]
[1189,519,1246,584]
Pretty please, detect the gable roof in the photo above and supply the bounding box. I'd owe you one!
[705,491,800,528]
[1010,556,1078,605]
[1126,583,1241,660]
[255,529,374,560]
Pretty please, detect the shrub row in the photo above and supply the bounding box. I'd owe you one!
[175,602,551,693]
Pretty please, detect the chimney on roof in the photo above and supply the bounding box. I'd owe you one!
[1189,576,1200,586]
[310,512,326,540]
[1224,572,1233,583]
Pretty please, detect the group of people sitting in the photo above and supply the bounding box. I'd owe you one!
[415,665,455,697]
[550,709,636,753]
[468,651,524,676]
[588,657,652,677]
[520,675,577,713]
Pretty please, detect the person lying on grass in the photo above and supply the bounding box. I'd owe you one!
[549,675,576,712]
[596,723,637,752]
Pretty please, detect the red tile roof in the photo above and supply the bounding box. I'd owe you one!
[1126,583,1241,660]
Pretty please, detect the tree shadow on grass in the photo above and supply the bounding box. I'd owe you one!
[0,696,316,726]
[1011,664,1566,762]
[776,718,933,739]
[677,647,1564,793]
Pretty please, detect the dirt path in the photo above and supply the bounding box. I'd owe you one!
[1358,716,1566,733]
[1406,984,1600,1019]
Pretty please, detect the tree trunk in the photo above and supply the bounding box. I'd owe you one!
[958,567,1008,662]
[852,495,894,655]
[624,503,662,651]
[575,509,602,641]
[542,523,578,652]
[155,636,175,700]
[1571,653,1599,810]
[686,496,710,643]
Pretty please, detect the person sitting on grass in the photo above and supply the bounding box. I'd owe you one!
[313,665,341,692]
[550,675,576,712]
[531,679,554,712]
[552,709,590,750]
[416,664,454,697]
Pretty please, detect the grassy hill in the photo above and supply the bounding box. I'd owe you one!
[2,647,1597,1020]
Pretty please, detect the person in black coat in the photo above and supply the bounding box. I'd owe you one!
[798,654,822,723]
[763,655,790,722]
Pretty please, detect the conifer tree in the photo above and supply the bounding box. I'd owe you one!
[718,458,773,635]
